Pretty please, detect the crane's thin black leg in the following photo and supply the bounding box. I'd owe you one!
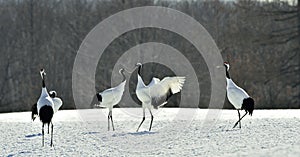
[233,111,248,128]
[136,108,145,132]
[50,122,53,147]
[238,110,241,128]
[233,110,241,129]
[108,113,110,131]
[48,123,50,134]
[149,109,154,131]
[109,110,115,131]
[42,123,44,147]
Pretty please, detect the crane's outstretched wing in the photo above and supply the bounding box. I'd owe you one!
[31,103,38,121]
[148,76,185,108]
[52,97,63,113]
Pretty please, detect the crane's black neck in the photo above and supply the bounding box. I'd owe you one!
[224,65,231,79]
[137,65,142,77]
[42,75,46,88]
[120,70,126,82]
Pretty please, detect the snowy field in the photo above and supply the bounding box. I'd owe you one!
[0,108,299,156]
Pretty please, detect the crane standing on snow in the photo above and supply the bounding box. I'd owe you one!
[135,63,185,132]
[31,69,62,146]
[95,68,126,131]
[224,62,254,129]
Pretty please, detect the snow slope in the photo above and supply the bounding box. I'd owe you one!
[0,108,299,156]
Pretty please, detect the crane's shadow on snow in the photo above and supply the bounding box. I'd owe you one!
[112,131,158,137]
[128,131,158,136]
[8,151,31,157]
[82,132,101,135]
[80,131,158,137]
[25,133,42,138]
[208,128,241,134]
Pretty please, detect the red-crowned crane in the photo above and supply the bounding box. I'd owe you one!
[31,69,62,146]
[95,68,126,131]
[135,63,185,132]
[224,62,254,129]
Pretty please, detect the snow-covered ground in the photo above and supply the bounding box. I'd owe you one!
[0,108,299,156]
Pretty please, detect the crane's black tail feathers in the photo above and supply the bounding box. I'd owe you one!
[31,103,38,121]
[39,105,54,124]
[96,93,102,102]
[242,97,254,116]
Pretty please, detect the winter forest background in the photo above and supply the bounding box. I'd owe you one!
[0,0,299,112]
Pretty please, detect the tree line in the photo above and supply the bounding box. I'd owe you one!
[0,0,299,112]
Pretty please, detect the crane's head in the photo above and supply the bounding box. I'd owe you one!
[135,63,142,67]
[119,68,126,82]
[119,68,124,74]
[223,62,230,71]
[49,91,57,98]
[40,69,46,79]
[135,63,142,75]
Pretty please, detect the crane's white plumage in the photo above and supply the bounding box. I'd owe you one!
[37,69,54,115]
[37,88,54,114]
[148,77,160,86]
[224,62,254,129]
[49,91,63,113]
[95,68,126,131]
[96,81,126,108]
[135,63,185,131]
[137,76,185,109]
[226,79,249,109]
